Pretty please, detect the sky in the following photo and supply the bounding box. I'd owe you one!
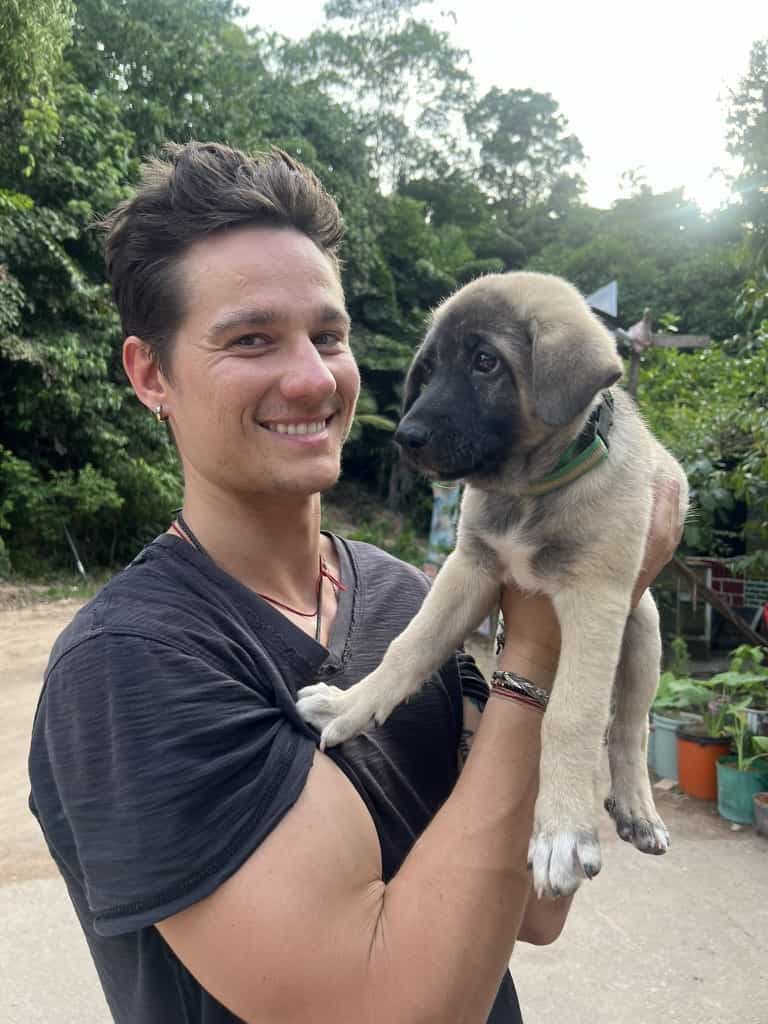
[251,0,767,212]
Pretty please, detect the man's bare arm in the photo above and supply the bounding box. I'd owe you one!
[459,691,573,947]
[157,625,556,1024]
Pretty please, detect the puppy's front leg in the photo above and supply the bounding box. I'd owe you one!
[297,546,499,748]
[529,584,632,898]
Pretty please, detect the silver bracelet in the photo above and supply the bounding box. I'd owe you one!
[490,670,550,710]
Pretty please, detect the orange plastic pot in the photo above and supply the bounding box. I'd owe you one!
[677,728,732,800]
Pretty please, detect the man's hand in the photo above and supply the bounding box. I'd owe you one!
[632,479,684,607]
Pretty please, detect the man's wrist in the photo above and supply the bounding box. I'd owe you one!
[497,644,558,692]
[491,670,550,712]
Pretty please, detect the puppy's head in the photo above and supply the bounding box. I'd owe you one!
[395,272,623,482]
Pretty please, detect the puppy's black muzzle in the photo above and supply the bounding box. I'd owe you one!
[394,420,429,451]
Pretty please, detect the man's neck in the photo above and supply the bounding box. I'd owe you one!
[178,484,328,610]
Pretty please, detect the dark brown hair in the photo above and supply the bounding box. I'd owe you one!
[101,141,345,378]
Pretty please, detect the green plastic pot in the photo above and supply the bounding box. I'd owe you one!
[716,755,768,825]
[650,710,702,781]
[754,793,768,838]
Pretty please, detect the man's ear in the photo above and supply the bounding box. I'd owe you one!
[530,317,623,427]
[123,337,169,414]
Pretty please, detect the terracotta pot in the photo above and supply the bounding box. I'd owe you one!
[677,727,732,801]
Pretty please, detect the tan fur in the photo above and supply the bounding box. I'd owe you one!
[298,272,688,898]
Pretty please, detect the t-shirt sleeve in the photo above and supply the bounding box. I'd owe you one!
[456,650,490,709]
[29,631,317,937]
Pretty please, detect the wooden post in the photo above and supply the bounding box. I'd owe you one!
[626,307,653,399]
[669,556,766,650]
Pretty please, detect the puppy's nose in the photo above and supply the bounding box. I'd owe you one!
[395,421,429,450]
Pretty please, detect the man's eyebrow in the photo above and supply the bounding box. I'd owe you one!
[207,305,351,339]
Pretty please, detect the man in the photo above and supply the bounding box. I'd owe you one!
[29,142,679,1023]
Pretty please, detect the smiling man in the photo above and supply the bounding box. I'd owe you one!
[28,142,679,1024]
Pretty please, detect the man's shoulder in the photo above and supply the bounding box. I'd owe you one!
[340,535,429,589]
[336,535,430,626]
[45,535,327,686]
[46,536,215,669]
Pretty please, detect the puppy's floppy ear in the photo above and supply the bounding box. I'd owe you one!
[531,317,623,426]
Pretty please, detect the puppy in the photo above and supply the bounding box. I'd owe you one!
[298,272,688,898]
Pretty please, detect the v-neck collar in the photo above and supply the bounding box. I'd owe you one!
[151,529,358,680]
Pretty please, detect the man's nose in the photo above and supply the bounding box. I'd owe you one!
[280,337,337,401]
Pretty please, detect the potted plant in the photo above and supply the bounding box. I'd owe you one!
[650,670,707,781]
[676,695,733,801]
[677,644,768,800]
[726,645,768,737]
[716,702,768,824]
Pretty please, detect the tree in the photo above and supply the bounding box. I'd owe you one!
[727,38,768,266]
[0,0,74,103]
[465,87,585,209]
[527,189,745,339]
[281,0,474,187]
[0,0,75,178]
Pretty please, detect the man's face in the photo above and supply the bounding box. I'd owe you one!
[162,226,360,501]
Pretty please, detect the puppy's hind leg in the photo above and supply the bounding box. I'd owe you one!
[605,589,670,855]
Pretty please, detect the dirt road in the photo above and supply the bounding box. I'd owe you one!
[0,599,85,886]
[2,598,766,1024]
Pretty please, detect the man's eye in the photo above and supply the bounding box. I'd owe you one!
[231,334,269,349]
[473,351,498,374]
[314,332,344,348]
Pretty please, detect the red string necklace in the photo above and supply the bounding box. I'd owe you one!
[169,513,345,640]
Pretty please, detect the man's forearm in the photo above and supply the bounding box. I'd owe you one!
[368,638,554,1023]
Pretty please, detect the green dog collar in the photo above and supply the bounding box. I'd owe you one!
[522,392,614,497]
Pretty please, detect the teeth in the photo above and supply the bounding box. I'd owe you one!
[267,419,327,435]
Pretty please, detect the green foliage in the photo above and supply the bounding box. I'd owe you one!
[1,0,74,98]
[636,330,767,563]
[651,670,711,717]
[0,2,766,577]
[725,706,768,771]
[528,191,745,336]
[466,87,584,208]
[669,635,691,677]
[727,38,768,266]
[652,644,768,740]
[346,515,427,568]
[286,0,474,185]
[0,445,122,574]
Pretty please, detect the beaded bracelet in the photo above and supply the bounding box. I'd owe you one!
[490,669,550,712]
[489,687,545,714]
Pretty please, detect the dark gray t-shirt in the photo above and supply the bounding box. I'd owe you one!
[28,533,522,1022]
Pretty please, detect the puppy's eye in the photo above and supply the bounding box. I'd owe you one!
[418,361,434,391]
[473,351,498,374]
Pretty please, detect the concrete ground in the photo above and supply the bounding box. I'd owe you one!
[2,600,766,1023]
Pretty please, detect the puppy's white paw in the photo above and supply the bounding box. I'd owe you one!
[604,795,670,855]
[296,683,377,750]
[296,683,345,731]
[527,828,602,899]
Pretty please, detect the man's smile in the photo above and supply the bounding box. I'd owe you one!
[258,415,335,439]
